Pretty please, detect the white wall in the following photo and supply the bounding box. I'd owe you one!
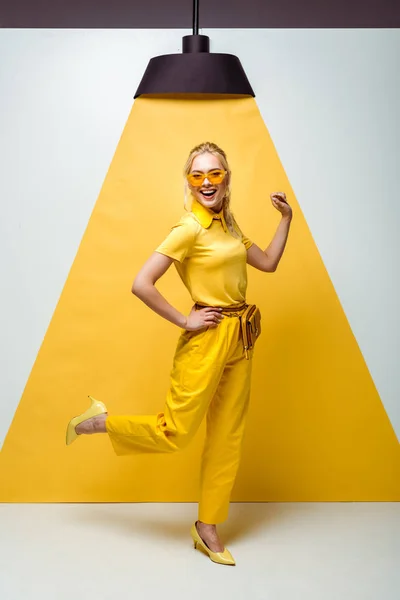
[0,28,399,449]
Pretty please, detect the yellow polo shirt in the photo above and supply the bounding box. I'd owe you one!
[155,197,253,307]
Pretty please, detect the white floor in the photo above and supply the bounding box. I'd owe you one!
[0,502,399,600]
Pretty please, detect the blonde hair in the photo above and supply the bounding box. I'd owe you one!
[183,141,241,240]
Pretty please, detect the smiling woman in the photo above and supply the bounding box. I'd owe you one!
[65,138,292,565]
[185,147,227,204]
[187,167,227,202]
[183,142,241,241]
[3,91,397,570]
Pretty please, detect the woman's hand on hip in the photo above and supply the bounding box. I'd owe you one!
[185,306,224,331]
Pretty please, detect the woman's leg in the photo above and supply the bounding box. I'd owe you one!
[182,315,252,553]
[79,327,225,456]
[195,351,252,552]
[75,413,108,435]
[198,330,253,527]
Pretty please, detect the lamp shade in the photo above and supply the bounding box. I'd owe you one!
[134,35,255,98]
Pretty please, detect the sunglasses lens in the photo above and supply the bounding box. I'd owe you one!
[208,170,225,184]
[187,173,204,187]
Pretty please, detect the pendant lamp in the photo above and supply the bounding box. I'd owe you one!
[134,0,255,98]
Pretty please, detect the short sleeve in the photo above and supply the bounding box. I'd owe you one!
[232,217,253,250]
[155,216,197,263]
[241,234,253,250]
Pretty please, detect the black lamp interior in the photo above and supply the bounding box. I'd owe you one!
[134,0,255,98]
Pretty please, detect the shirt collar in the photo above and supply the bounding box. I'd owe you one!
[191,196,227,232]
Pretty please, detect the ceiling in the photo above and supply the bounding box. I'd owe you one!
[1,0,399,28]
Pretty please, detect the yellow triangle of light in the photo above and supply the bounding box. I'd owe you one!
[1,96,399,501]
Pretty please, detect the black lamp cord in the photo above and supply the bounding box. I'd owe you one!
[193,0,200,35]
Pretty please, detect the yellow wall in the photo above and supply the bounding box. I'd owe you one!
[1,96,399,501]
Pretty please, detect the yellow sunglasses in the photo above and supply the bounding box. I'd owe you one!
[186,169,227,187]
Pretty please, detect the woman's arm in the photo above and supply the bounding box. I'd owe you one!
[246,192,293,273]
[132,252,186,326]
[132,252,223,330]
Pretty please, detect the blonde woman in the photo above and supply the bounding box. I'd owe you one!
[66,142,292,566]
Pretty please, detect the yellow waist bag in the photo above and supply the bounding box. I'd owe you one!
[240,304,262,359]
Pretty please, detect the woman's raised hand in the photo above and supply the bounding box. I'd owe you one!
[185,306,224,331]
[270,191,292,219]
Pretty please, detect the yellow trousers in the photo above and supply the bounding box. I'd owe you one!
[105,306,254,524]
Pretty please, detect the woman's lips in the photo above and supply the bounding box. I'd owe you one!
[200,188,217,200]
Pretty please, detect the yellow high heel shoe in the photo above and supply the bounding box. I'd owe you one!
[66,395,108,446]
[190,521,236,566]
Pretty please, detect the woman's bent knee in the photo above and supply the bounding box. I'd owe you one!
[170,431,192,452]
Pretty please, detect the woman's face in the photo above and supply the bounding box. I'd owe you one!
[188,152,227,213]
